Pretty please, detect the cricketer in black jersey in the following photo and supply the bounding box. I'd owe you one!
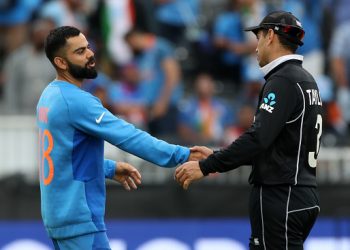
[175,11,322,250]
[199,54,322,187]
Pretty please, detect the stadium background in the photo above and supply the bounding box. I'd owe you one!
[1,0,350,249]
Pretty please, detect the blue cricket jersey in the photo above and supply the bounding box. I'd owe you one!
[36,80,190,239]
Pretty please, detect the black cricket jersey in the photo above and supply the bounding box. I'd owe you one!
[200,56,323,187]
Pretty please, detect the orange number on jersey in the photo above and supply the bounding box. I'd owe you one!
[39,129,54,185]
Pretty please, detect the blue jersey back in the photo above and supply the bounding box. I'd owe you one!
[37,80,189,239]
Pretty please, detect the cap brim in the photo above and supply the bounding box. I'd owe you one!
[244,25,262,33]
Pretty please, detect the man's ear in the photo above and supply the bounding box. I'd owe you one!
[54,57,67,70]
[267,29,275,45]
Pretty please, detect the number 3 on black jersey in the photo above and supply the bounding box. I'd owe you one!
[308,114,322,168]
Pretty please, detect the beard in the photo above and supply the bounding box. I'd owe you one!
[67,57,98,79]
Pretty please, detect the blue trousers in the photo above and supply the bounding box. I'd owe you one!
[52,231,111,250]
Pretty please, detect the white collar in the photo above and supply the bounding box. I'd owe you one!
[261,54,303,76]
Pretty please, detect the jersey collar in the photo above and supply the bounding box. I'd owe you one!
[261,54,303,76]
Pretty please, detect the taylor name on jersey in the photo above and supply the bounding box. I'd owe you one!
[306,89,322,106]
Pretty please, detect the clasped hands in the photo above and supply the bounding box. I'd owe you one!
[175,146,213,190]
[114,146,213,191]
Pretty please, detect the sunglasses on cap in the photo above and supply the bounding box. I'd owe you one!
[259,23,305,46]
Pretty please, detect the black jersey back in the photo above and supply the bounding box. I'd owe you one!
[199,59,323,187]
[249,60,323,186]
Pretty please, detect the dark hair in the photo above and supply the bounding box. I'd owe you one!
[277,35,298,53]
[260,29,298,53]
[44,26,81,66]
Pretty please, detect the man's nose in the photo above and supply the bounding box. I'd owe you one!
[87,48,94,58]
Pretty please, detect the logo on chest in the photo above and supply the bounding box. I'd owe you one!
[260,92,276,113]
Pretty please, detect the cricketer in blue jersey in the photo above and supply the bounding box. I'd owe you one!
[38,26,206,250]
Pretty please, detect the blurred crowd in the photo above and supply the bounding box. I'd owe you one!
[0,0,349,147]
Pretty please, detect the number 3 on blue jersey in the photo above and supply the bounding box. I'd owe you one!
[308,114,322,168]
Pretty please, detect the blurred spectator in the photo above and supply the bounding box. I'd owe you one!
[107,63,148,129]
[223,103,255,146]
[82,71,112,108]
[133,0,159,33]
[101,0,135,65]
[154,0,199,45]
[324,0,350,26]
[83,63,148,129]
[39,0,91,31]
[178,73,232,146]
[2,18,55,114]
[212,0,265,86]
[239,0,266,102]
[0,0,41,26]
[212,0,244,84]
[0,0,41,52]
[0,0,42,98]
[100,0,164,65]
[329,21,350,132]
[124,29,183,138]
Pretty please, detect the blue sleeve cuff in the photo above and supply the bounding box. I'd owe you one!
[104,159,116,179]
[176,146,190,164]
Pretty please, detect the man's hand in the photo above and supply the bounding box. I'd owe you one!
[188,146,213,161]
[175,161,204,190]
[114,162,142,191]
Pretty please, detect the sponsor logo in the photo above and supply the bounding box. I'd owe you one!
[260,92,276,113]
[254,238,260,246]
[95,112,106,124]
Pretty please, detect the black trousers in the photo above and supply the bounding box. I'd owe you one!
[249,185,320,250]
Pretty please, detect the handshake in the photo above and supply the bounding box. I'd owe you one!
[115,146,214,191]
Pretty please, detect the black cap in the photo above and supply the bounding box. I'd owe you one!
[245,11,305,46]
